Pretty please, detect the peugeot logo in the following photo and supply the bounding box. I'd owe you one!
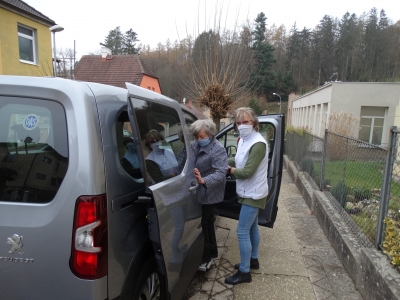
[7,234,24,255]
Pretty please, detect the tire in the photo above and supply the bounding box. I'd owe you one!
[133,256,166,300]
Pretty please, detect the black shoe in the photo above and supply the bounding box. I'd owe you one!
[225,270,252,285]
[201,256,211,264]
[210,252,218,259]
[234,258,260,270]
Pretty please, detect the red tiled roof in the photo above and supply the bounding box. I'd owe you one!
[74,55,158,88]
[2,0,56,25]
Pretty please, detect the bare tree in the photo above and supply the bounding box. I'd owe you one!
[180,8,254,130]
[56,48,77,79]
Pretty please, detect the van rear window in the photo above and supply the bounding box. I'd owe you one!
[0,97,68,203]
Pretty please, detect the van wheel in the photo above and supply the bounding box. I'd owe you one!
[133,256,166,300]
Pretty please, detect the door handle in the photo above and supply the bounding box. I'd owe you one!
[189,181,199,194]
[134,196,152,204]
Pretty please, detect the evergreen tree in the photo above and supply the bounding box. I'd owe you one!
[192,30,219,66]
[100,26,124,55]
[286,23,300,72]
[312,15,338,84]
[378,9,389,29]
[100,27,141,55]
[123,29,140,54]
[364,8,379,80]
[275,71,297,96]
[249,12,277,97]
[253,12,267,46]
[248,98,262,115]
[336,12,358,81]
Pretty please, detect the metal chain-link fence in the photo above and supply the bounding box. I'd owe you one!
[376,128,400,267]
[323,132,387,247]
[286,129,387,247]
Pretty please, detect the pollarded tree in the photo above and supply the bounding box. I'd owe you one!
[181,14,253,131]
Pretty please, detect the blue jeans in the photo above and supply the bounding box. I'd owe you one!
[237,204,260,273]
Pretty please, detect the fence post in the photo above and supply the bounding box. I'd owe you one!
[340,137,349,207]
[375,126,398,249]
[320,129,328,190]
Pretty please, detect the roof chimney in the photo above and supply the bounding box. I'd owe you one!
[101,47,112,60]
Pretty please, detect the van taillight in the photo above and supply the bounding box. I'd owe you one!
[70,195,108,279]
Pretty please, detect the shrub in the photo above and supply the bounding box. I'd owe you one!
[301,158,314,176]
[351,187,373,202]
[383,218,400,267]
[328,111,360,138]
[286,126,305,136]
[351,212,376,241]
[331,181,349,207]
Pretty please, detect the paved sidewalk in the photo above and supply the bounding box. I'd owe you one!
[182,168,362,300]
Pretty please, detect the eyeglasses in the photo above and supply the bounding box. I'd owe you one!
[236,120,252,126]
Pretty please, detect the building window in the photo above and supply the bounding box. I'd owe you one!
[359,106,386,145]
[43,156,52,164]
[18,25,36,64]
[36,173,46,180]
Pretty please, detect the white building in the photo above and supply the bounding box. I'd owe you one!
[288,82,400,147]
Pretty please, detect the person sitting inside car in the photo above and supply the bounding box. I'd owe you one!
[144,129,179,184]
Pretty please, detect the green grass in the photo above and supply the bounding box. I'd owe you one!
[351,212,377,242]
[312,160,400,244]
[314,160,400,197]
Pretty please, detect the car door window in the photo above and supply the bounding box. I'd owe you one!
[131,99,186,185]
[116,110,143,180]
[259,123,276,159]
[0,97,68,203]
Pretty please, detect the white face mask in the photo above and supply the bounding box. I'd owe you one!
[151,141,162,153]
[238,125,254,139]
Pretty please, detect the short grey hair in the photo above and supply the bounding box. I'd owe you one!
[189,119,217,138]
[234,107,260,132]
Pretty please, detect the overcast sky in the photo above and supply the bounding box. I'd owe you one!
[26,0,400,60]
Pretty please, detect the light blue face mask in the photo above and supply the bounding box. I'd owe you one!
[198,137,211,147]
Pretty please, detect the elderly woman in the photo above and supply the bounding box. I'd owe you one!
[144,129,179,184]
[224,107,269,285]
[190,119,228,265]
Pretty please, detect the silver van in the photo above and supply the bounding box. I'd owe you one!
[0,76,285,300]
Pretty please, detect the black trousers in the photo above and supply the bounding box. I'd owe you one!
[201,204,217,263]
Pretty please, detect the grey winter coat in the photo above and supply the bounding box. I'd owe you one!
[191,137,228,204]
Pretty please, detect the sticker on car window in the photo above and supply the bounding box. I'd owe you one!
[23,114,39,130]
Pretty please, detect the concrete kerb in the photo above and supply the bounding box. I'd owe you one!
[283,155,400,300]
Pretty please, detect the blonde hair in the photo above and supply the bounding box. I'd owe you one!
[234,107,260,132]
